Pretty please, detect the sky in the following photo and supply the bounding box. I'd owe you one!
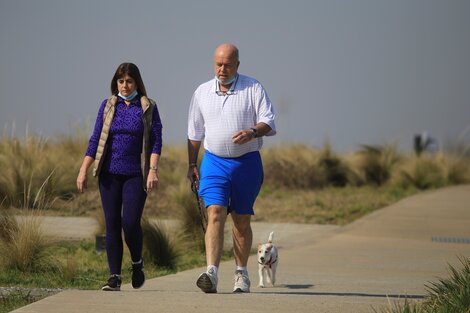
[1,0,469,153]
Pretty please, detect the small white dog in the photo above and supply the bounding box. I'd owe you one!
[257,231,278,288]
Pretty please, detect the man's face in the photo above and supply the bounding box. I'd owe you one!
[214,54,239,85]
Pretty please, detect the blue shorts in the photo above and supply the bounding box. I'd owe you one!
[199,150,263,215]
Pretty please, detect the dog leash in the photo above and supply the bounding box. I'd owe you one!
[191,175,208,234]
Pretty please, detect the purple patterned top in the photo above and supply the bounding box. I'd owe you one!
[86,96,163,176]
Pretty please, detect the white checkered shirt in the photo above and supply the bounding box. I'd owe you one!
[188,74,276,158]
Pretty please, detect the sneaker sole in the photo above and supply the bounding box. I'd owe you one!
[233,288,250,293]
[132,280,145,289]
[102,286,121,291]
[196,273,217,293]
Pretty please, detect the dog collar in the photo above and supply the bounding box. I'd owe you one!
[259,256,277,268]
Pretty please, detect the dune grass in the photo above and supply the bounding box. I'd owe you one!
[141,217,179,270]
[0,132,469,312]
[254,185,418,225]
[374,257,470,313]
[1,133,469,221]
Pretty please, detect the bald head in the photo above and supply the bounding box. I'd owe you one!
[214,43,239,62]
[213,43,240,86]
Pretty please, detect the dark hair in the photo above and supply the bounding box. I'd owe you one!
[110,63,147,97]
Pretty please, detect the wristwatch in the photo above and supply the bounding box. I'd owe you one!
[250,127,258,138]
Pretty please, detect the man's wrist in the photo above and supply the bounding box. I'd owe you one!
[189,162,197,167]
[250,127,258,138]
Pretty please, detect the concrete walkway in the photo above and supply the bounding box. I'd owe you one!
[10,185,470,313]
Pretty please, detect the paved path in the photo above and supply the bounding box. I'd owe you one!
[10,185,470,313]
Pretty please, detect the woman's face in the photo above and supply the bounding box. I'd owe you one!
[117,74,137,96]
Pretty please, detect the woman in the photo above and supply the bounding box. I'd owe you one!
[76,63,163,291]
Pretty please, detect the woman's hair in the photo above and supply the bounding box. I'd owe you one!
[110,63,147,97]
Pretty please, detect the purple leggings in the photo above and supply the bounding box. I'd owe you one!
[99,173,147,275]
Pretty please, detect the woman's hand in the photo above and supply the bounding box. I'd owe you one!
[76,170,88,193]
[146,170,159,192]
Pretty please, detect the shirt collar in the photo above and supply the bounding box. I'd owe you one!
[215,74,239,96]
[117,96,140,106]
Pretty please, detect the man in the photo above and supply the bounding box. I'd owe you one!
[187,43,276,293]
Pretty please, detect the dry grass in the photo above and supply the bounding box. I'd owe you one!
[0,212,52,272]
[170,181,206,251]
[0,133,468,226]
[354,144,402,186]
[141,217,179,269]
[254,185,417,225]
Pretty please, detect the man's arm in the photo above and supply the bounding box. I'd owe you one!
[232,122,272,144]
[187,139,202,183]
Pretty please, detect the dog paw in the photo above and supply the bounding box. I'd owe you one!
[258,284,265,288]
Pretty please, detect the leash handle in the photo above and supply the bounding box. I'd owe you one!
[191,175,207,234]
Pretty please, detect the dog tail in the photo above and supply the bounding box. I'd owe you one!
[268,231,274,243]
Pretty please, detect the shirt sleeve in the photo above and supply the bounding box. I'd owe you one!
[187,91,205,141]
[255,83,276,136]
[150,103,163,155]
[85,99,108,158]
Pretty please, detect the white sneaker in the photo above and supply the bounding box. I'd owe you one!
[233,270,250,293]
[196,267,218,293]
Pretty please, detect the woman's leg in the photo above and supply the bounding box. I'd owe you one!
[99,173,124,275]
[121,175,147,262]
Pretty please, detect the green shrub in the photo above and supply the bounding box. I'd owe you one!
[374,257,470,313]
[423,257,470,312]
[141,217,179,270]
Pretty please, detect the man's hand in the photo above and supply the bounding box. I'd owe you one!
[187,165,199,183]
[232,129,255,144]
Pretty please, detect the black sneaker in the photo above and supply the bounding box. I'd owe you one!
[102,274,121,291]
[131,259,145,289]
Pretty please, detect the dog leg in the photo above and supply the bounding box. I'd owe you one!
[266,268,272,285]
[258,266,265,288]
[271,264,277,286]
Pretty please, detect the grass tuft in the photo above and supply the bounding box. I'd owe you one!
[0,213,52,272]
[141,217,179,270]
[424,256,470,312]
[356,144,401,186]
[374,257,470,313]
[171,181,206,251]
[397,155,446,189]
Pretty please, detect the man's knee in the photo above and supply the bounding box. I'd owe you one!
[207,205,227,224]
[232,214,251,234]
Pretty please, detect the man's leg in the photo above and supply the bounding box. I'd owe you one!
[205,204,228,266]
[231,212,252,293]
[231,212,252,267]
[196,204,227,293]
